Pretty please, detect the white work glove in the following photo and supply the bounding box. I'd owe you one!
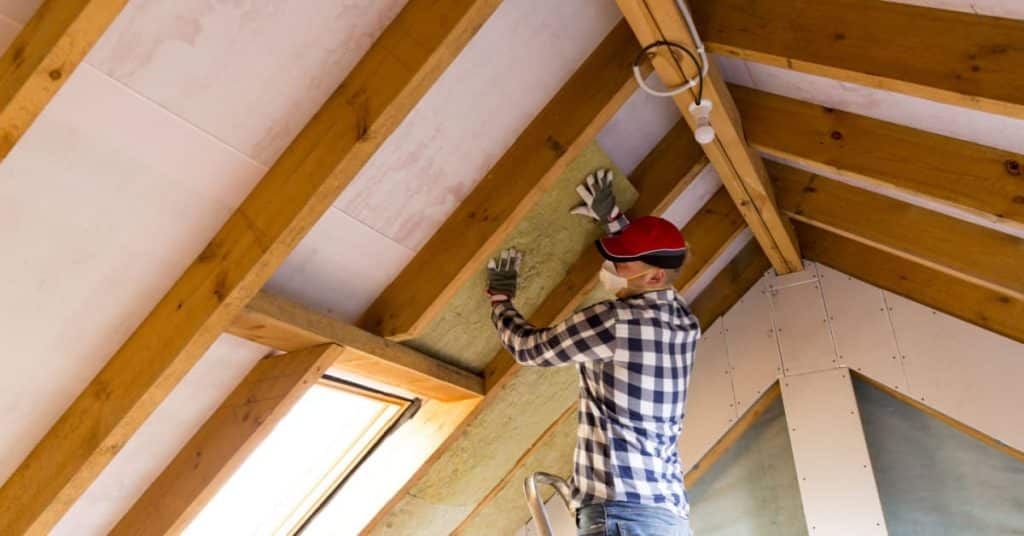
[570,168,621,223]
[486,248,522,303]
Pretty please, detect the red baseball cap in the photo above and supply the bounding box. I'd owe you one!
[595,216,688,268]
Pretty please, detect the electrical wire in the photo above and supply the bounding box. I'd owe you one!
[631,0,708,102]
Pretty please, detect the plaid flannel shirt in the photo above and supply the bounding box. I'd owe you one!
[490,288,700,518]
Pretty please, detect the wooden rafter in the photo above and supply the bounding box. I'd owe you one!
[110,344,344,536]
[0,0,130,159]
[227,292,483,401]
[772,162,1024,302]
[693,0,1024,119]
[0,1,502,532]
[484,119,705,393]
[798,223,1024,345]
[359,20,645,341]
[613,0,802,275]
[732,85,1024,233]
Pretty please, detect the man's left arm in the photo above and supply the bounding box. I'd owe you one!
[490,300,617,367]
[486,248,616,367]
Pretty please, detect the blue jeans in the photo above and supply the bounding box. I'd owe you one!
[576,501,693,536]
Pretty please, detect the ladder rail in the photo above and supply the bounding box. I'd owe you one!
[524,472,573,536]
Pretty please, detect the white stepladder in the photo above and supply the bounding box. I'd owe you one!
[524,472,573,536]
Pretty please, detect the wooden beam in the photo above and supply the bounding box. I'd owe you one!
[772,162,1024,302]
[483,119,705,393]
[693,0,1024,119]
[677,187,745,296]
[685,381,780,487]
[614,0,802,274]
[359,21,644,341]
[798,223,1024,345]
[0,0,129,159]
[0,1,501,532]
[853,372,1024,465]
[731,85,1024,233]
[110,344,344,536]
[227,292,483,401]
[690,238,770,331]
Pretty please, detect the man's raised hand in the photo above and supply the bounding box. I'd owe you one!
[487,248,522,303]
[570,168,621,223]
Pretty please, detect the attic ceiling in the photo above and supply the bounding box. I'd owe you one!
[0,0,1022,534]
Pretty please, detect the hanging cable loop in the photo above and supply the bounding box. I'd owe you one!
[632,40,706,102]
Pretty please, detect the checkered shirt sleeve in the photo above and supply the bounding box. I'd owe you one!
[490,290,701,519]
[490,300,618,366]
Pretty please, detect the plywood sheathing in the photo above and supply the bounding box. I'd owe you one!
[406,142,638,372]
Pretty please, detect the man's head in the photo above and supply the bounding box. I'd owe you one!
[595,216,687,299]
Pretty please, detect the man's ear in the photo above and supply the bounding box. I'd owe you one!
[649,268,667,286]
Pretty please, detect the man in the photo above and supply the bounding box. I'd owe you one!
[486,169,700,536]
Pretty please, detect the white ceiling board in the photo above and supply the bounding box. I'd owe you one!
[886,293,1024,451]
[719,56,1024,155]
[885,0,1024,18]
[782,368,888,536]
[596,73,682,175]
[660,164,720,229]
[768,265,839,376]
[0,64,264,484]
[679,320,738,467]
[816,265,909,393]
[51,334,270,536]
[265,208,415,323]
[723,276,782,414]
[0,0,39,24]
[712,54,753,87]
[85,0,407,167]
[0,10,18,45]
[335,0,622,251]
[682,228,754,304]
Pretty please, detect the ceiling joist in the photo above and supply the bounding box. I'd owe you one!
[228,292,483,401]
[111,344,344,536]
[0,0,502,531]
[693,0,1024,119]
[359,20,644,341]
[772,162,1024,303]
[798,223,1024,345]
[732,85,1024,234]
[614,0,803,275]
[0,0,129,160]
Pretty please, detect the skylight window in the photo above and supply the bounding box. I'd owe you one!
[184,378,407,536]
